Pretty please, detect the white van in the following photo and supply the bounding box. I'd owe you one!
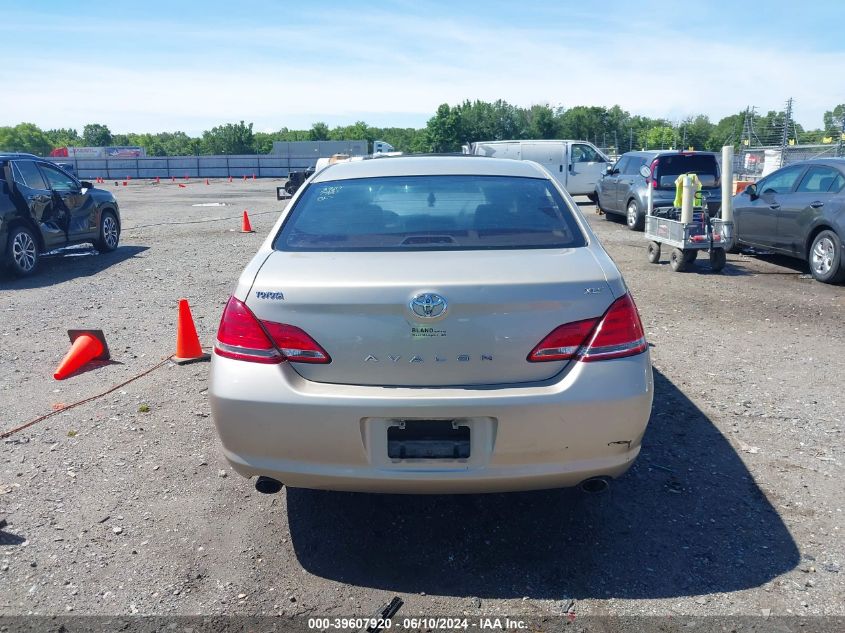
[464,140,611,199]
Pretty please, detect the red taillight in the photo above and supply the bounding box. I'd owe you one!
[214,296,330,364]
[260,321,331,364]
[527,318,599,362]
[579,294,648,362]
[528,294,647,363]
[649,159,659,189]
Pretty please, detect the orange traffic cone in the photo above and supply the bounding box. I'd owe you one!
[173,299,209,364]
[205,178,210,185]
[122,181,127,186]
[171,176,176,183]
[252,173,256,180]
[178,183,186,188]
[156,176,160,184]
[54,330,110,380]
[241,210,255,233]
[242,175,247,182]
[228,176,232,183]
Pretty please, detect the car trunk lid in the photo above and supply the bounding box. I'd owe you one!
[245,248,615,387]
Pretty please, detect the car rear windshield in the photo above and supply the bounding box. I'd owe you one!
[274,175,587,251]
[656,154,719,187]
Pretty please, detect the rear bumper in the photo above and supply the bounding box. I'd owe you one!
[209,352,654,494]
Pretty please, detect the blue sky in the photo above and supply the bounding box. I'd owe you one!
[1,0,843,134]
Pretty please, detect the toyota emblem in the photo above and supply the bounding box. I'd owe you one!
[409,293,448,319]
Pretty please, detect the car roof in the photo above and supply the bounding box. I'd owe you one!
[621,150,718,158]
[795,158,845,167]
[311,155,547,182]
[476,139,594,144]
[0,152,42,162]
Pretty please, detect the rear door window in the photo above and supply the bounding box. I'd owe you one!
[796,166,842,193]
[11,160,48,190]
[275,175,587,251]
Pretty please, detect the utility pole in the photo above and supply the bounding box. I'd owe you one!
[837,113,845,158]
[740,106,759,148]
[780,97,793,167]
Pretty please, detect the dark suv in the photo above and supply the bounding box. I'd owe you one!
[596,150,721,230]
[1,153,121,276]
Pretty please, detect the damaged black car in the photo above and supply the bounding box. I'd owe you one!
[1,153,121,276]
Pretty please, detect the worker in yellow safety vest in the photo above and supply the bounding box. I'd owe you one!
[673,173,705,208]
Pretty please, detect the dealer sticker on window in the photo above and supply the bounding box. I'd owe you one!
[411,326,446,338]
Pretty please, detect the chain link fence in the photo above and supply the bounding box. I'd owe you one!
[735,144,841,180]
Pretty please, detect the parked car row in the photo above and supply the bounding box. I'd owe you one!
[5,146,843,286]
[732,159,845,284]
[592,149,845,284]
[596,150,722,230]
[1,152,121,276]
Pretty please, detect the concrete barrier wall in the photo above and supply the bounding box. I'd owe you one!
[46,152,345,180]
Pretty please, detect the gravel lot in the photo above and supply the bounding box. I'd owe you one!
[0,179,842,624]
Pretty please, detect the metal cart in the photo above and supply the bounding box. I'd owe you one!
[644,201,732,272]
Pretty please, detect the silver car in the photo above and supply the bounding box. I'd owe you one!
[209,156,653,494]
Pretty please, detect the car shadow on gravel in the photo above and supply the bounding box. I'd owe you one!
[0,245,149,290]
[286,368,799,600]
[742,252,810,275]
[0,529,26,546]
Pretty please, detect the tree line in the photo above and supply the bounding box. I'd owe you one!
[2,101,843,157]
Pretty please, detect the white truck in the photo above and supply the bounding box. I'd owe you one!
[463,139,611,200]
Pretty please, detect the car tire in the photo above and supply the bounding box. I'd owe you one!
[669,248,688,272]
[647,241,661,263]
[710,248,726,272]
[95,210,120,253]
[626,199,644,231]
[6,225,40,277]
[587,192,598,204]
[809,230,845,284]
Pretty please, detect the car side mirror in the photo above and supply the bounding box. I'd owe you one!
[605,164,613,175]
[745,183,758,200]
[639,165,651,179]
[80,181,93,191]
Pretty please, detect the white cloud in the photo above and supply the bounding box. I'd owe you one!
[1,10,843,132]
